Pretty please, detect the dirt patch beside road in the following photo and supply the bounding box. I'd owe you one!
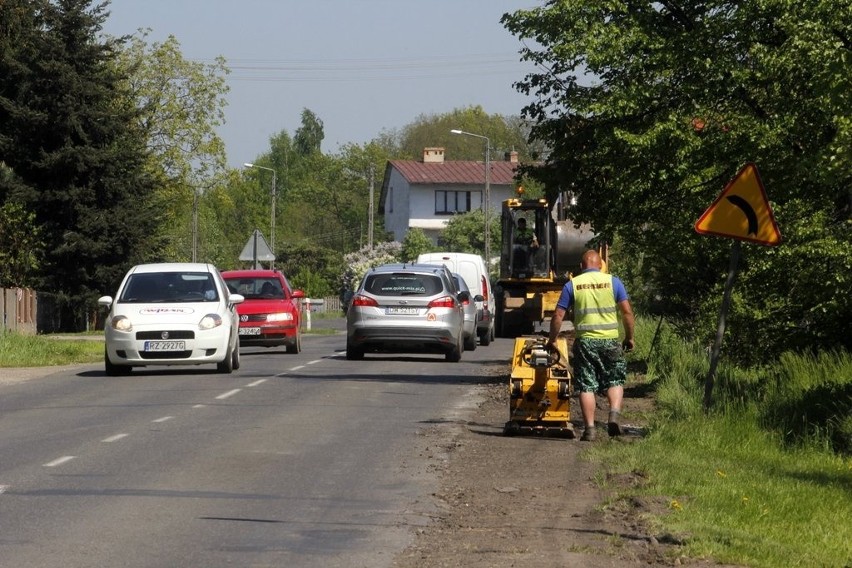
[393,367,729,568]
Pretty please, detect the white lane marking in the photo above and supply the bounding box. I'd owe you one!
[307,360,321,365]
[246,379,267,387]
[216,389,241,400]
[152,416,173,423]
[44,456,76,467]
[102,433,129,443]
[290,365,305,371]
[193,404,206,408]
[0,485,9,494]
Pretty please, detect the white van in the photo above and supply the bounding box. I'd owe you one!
[417,252,495,346]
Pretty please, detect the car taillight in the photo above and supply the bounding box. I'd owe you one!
[351,295,378,307]
[481,276,488,300]
[428,296,456,309]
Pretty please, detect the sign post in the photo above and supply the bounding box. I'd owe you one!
[238,229,275,269]
[694,163,781,408]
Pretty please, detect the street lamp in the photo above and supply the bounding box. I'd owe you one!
[451,129,491,262]
[243,163,277,268]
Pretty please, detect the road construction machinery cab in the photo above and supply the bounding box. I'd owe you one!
[495,197,601,337]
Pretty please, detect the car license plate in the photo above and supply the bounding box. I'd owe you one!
[239,327,262,336]
[144,340,186,351]
[386,307,418,315]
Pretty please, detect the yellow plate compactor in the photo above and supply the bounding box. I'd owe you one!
[504,335,574,438]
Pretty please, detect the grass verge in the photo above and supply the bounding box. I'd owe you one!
[0,332,103,367]
[588,317,852,567]
[1,318,342,367]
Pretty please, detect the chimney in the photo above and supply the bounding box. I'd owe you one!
[423,147,445,163]
[504,151,519,163]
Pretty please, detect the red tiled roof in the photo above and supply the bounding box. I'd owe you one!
[388,160,519,185]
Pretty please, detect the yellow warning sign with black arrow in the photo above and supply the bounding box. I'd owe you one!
[694,163,782,246]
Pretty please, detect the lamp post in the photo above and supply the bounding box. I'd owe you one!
[368,164,375,250]
[451,129,491,262]
[243,163,277,268]
[191,188,199,262]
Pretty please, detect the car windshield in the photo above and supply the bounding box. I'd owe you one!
[225,277,285,299]
[119,272,219,303]
[364,273,443,297]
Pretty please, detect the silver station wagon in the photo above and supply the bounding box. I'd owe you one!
[345,263,467,362]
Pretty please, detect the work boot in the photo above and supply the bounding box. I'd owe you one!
[608,410,622,437]
[580,426,596,442]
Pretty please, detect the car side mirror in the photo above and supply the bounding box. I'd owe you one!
[458,291,471,303]
[291,289,306,299]
[229,293,245,305]
[98,295,113,307]
[474,294,484,302]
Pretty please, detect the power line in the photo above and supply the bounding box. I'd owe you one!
[194,53,529,83]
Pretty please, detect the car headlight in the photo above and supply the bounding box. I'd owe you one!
[266,312,294,322]
[111,315,132,332]
[199,314,223,329]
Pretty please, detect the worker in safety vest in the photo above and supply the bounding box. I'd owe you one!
[547,249,635,442]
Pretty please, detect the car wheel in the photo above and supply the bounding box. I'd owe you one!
[232,340,241,370]
[105,349,131,376]
[479,327,492,346]
[446,336,462,362]
[464,333,477,351]
[287,330,302,354]
[217,338,235,373]
[346,338,364,360]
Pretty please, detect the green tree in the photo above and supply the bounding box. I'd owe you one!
[276,242,343,298]
[438,210,501,261]
[338,141,394,248]
[0,0,162,330]
[115,31,230,262]
[397,105,535,161]
[400,228,434,262]
[502,1,851,361]
[294,108,324,156]
[0,201,42,288]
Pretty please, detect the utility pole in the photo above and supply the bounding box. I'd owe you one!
[451,129,491,262]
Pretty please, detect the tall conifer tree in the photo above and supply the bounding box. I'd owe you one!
[0,0,163,330]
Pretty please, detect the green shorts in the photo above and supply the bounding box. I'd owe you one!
[571,337,627,394]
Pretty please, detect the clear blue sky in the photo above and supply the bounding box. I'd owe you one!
[102,0,541,169]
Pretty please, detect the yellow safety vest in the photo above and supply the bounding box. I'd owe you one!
[572,271,619,339]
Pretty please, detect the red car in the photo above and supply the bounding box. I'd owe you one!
[221,269,305,353]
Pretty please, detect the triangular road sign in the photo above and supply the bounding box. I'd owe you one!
[695,163,782,246]
[239,229,275,262]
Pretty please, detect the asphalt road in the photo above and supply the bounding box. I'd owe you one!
[0,323,510,567]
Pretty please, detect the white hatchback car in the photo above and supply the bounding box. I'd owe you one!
[98,263,244,376]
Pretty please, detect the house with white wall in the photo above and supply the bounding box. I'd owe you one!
[379,147,520,244]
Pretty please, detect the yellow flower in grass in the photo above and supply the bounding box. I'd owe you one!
[670,499,682,511]
[715,470,727,478]
[741,495,750,505]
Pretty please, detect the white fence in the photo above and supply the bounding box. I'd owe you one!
[303,296,343,313]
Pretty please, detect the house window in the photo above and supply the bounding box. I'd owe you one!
[435,190,472,214]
